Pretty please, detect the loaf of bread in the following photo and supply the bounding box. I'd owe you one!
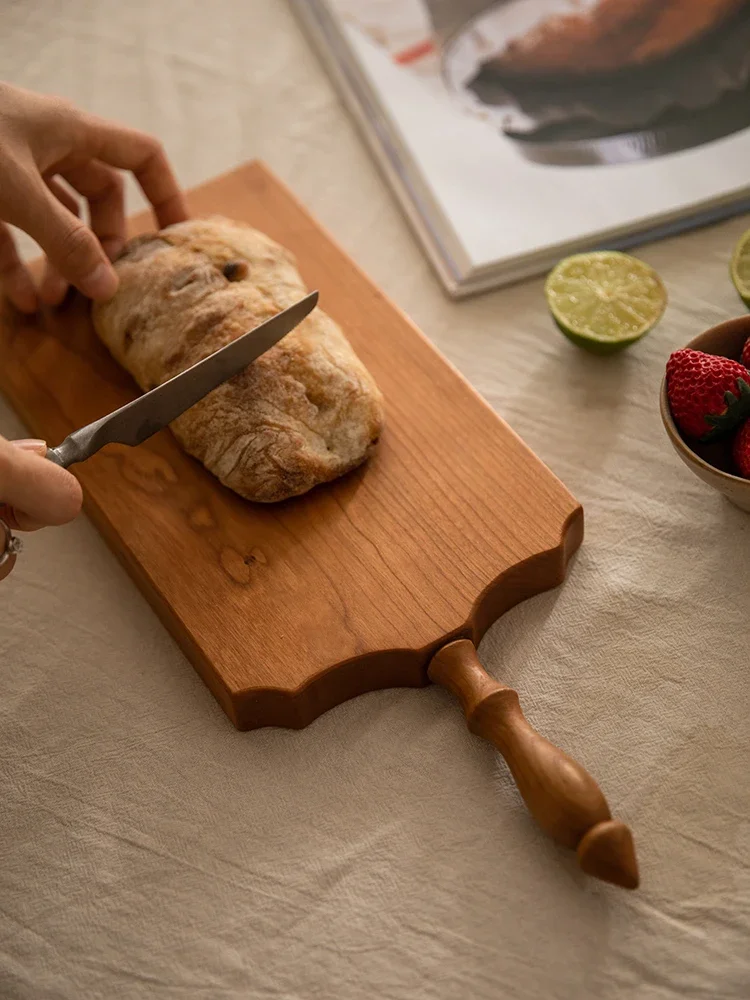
[91,217,384,502]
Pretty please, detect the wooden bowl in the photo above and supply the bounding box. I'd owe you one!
[660,315,750,513]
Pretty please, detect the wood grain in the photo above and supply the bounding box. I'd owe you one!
[428,640,639,889]
[0,161,583,731]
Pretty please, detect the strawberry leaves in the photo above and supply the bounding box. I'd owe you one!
[702,377,750,440]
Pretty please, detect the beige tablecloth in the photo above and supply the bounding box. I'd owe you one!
[1,3,749,998]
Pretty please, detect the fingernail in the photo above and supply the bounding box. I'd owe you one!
[40,271,69,306]
[12,439,47,456]
[81,262,119,301]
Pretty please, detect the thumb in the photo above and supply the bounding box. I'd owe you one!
[0,438,82,531]
[21,180,119,302]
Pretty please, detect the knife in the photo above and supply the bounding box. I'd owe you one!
[0,290,318,578]
[47,290,318,469]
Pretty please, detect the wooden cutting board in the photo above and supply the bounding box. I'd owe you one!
[0,163,644,890]
[0,162,582,730]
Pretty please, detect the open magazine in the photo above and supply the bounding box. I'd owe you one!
[291,0,750,297]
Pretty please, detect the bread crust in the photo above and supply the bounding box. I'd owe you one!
[92,216,384,502]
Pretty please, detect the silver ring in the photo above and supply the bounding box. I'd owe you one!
[0,516,22,568]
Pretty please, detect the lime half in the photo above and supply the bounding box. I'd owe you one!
[730,228,750,308]
[545,251,667,355]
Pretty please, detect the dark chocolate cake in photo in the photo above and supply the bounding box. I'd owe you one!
[435,0,750,165]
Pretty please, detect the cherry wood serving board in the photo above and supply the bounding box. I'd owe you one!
[0,162,583,730]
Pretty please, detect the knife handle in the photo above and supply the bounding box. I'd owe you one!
[428,639,638,890]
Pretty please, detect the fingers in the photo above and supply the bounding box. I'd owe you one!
[45,176,80,216]
[80,115,189,228]
[39,165,125,305]
[62,159,126,260]
[18,177,118,302]
[38,177,80,306]
[0,437,82,531]
[0,96,187,304]
[0,222,37,313]
[0,440,48,529]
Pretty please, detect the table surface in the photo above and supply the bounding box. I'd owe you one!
[1,3,749,999]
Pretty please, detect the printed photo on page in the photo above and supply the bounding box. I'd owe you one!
[293,0,750,295]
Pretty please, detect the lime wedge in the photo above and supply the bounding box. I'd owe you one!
[545,251,667,355]
[730,228,750,308]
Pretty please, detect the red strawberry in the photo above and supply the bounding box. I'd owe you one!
[742,336,750,369]
[666,348,750,441]
[733,419,750,478]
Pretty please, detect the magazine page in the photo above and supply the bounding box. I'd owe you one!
[315,0,750,281]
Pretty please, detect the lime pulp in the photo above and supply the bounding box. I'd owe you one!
[545,250,667,355]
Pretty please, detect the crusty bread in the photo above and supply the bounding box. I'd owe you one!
[91,216,384,502]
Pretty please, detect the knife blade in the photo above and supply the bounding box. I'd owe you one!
[46,290,319,469]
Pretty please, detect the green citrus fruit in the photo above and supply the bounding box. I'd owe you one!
[730,227,750,308]
[545,251,667,355]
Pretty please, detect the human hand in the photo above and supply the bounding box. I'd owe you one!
[0,82,188,313]
[0,437,82,531]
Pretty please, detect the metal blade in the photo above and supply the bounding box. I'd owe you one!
[47,291,318,469]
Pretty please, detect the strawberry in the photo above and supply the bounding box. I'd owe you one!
[742,336,750,369]
[666,348,750,441]
[733,419,750,478]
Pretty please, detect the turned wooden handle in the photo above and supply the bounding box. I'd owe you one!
[428,639,638,890]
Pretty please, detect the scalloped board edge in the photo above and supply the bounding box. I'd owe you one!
[0,161,583,733]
